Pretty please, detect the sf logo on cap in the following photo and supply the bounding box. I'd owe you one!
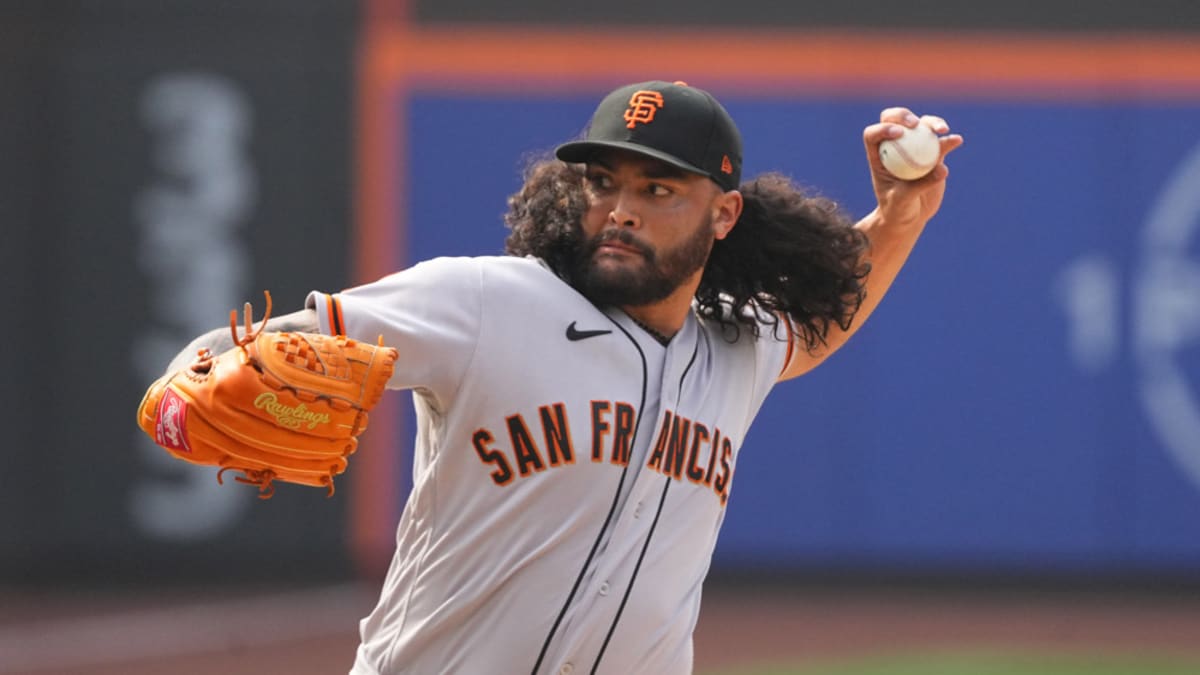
[623,91,665,129]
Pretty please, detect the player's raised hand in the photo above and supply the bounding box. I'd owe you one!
[862,107,964,231]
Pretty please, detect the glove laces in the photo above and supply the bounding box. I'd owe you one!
[217,466,337,499]
[230,290,273,350]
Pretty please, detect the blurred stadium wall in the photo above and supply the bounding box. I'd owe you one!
[1,0,359,585]
[3,0,1200,589]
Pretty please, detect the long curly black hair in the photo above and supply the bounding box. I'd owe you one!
[504,158,870,353]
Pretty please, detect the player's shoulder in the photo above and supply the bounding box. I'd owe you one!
[405,254,551,273]
[694,301,791,355]
[394,254,570,299]
[378,254,551,284]
[418,254,560,285]
[477,254,560,280]
[695,314,774,345]
[694,297,783,338]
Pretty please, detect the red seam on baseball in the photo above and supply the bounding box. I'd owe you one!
[889,137,931,171]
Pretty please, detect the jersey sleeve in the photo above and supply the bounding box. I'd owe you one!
[773,315,802,381]
[307,256,482,407]
[746,317,795,418]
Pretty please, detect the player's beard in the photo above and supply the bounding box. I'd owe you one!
[571,214,714,308]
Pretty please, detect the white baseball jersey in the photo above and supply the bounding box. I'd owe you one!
[307,255,795,675]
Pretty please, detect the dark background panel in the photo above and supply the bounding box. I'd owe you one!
[413,0,1200,31]
[0,0,359,585]
[0,6,48,565]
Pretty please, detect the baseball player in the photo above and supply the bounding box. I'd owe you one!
[159,81,963,674]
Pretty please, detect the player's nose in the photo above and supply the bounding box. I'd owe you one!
[607,191,641,229]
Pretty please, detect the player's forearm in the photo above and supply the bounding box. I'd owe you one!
[781,208,927,379]
[163,308,321,375]
[846,206,927,333]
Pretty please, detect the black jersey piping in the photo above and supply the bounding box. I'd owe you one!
[530,316,648,675]
[591,475,671,674]
[589,330,701,673]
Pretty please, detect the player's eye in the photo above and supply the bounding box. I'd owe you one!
[586,173,613,191]
[648,183,672,196]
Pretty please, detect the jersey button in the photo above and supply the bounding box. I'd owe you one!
[634,501,643,518]
[559,663,574,675]
[599,581,610,596]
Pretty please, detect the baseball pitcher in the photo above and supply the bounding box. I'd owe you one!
[138,80,963,674]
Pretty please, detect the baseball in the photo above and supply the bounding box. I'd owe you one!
[878,122,941,180]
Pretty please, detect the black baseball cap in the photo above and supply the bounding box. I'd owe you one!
[555,80,743,192]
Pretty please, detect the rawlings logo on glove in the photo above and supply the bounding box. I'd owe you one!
[253,393,332,430]
[155,389,191,452]
[137,292,398,498]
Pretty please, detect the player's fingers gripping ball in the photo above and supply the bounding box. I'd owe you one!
[136,292,398,498]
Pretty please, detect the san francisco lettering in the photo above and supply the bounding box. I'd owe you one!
[645,409,734,505]
[472,402,735,505]
[254,392,331,430]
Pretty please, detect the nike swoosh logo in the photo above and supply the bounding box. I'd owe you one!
[566,321,613,341]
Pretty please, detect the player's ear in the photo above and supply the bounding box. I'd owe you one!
[711,189,743,241]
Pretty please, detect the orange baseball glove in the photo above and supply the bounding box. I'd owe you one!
[137,293,397,498]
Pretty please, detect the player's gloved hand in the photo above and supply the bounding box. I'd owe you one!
[136,293,398,498]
